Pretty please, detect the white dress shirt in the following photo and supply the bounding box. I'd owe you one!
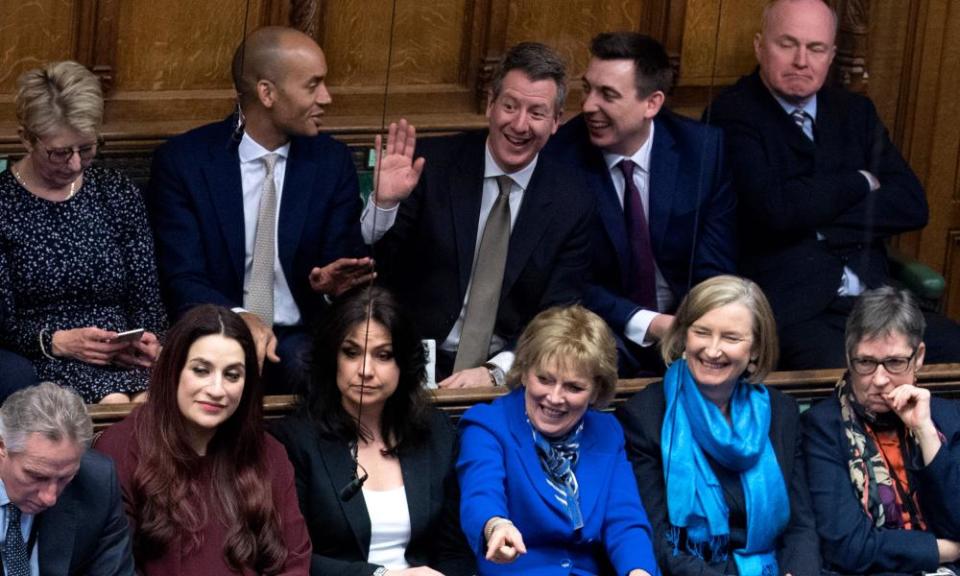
[359,142,534,373]
[236,133,302,326]
[602,123,676,347]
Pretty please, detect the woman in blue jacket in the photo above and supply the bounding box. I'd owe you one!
[457,305,657,576]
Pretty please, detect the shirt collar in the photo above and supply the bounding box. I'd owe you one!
[772,91,818,121]
[238,132,291,164]
[483,142,537,190]
[0,479,11,507]
[602,120,656,174]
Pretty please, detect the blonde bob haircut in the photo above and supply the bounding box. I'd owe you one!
[16,61,103,141]
[506,305,618,409]
[660,275,779,383]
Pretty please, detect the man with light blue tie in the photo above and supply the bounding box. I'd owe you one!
[707,0,960,368]
[0,383,133,575]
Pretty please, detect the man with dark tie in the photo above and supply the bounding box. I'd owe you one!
[147,27,386,392]
[0,383,134,575]
[365,42,595,388]
[546,32,736,376]
[707,0,960,368]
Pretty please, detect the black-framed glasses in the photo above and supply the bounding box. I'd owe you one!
[849,349,917,375]
[33,135,102,164]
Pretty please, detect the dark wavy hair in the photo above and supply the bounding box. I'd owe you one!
[301,286,430,452]
[131,305,287,573]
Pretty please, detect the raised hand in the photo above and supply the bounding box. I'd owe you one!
[308,257,375,296]
[372,119,425,208]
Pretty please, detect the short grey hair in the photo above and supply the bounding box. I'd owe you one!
[16,61,104,141]
[845,286,926,360]
[0,382,93,454]
[490,42,567,116]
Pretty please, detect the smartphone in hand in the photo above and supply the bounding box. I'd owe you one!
[112,328,145,343]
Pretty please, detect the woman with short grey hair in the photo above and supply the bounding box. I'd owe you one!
[804,286,960,574]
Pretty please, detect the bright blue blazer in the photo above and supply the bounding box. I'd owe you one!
[457,388,659,576]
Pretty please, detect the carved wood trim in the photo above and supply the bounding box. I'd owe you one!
[290,0,320,41]
[475,0,508,112]
[75,0,121,95]
[834,0,871,91]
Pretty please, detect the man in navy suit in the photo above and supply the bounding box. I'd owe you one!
[546,33,736,376]
[364,43,595,388]
[148,27,381,392]
[0,383,133,575]
[707,0,960,368]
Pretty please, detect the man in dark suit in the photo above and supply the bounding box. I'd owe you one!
[364,42,595,388]
[546,33,736,376]
[148,27,380,392]
[0,383,133,575]
[707,0,960,368]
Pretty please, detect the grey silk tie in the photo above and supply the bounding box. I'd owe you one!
[3,504,29,576]
[244,153,279,326]
[453,175,513,372]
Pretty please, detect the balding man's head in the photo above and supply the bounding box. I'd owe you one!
[754,0,837,104]
[231,26,332,146]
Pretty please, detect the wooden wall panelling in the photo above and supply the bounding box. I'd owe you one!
[75,0,121,94]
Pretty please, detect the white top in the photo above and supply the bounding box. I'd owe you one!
[601,123,676,346]
[363,485,412,570]
[236,132,302,326]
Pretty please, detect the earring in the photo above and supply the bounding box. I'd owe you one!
[746,357,759,375]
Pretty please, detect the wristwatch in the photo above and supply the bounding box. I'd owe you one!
[372,567,388,576]
[484,363,506,387]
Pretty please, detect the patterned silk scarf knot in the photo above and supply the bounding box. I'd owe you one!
[3,504,30,576]
[244,153,279,326]
[530,419,585,530]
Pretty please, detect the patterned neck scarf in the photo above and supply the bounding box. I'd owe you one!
[837,374,929,530]
[530,419,585,530]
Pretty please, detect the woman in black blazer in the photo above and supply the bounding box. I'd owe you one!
[271,286,475,576]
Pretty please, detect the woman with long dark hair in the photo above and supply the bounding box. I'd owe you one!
[95,304,311,575]
[271,285,475,575]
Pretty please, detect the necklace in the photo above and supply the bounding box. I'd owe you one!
[11,163,78,200]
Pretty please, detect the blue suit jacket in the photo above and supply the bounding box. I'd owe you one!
[375,131,594,348]
[457,388,658,576]
[803,394,960,574]
[146,118,365,323]
[545,112,736,336]
[36,451,134,575]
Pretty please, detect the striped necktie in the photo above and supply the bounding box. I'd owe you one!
[791,108,813,140]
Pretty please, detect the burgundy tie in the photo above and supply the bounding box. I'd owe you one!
[619,160,658,310]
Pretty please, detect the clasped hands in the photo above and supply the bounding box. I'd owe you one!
[51,327,160,368]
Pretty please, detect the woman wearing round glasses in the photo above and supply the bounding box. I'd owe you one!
[0,61,166,403]
[803,286,960,575]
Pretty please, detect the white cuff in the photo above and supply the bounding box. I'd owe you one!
[486,351,515,374]
[858,170,881,192]
[624,309,659,347]
[361,197,399,244]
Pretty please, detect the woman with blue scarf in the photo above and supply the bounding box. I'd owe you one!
[618,276,820,576]
[457,305,658,576]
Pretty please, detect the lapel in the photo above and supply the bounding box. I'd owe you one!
[277,137,315,283]
[315,433,372,555]
[399,439,432,541]
[648,115,679,255]
[585,141,631,284]
[38,487,76,575]
[448,137,486,301]
[202,132,246,286]
[503,390,608,525]
[501,158,555,297]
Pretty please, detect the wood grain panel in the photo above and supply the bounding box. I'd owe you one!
[321,0,470,87]
[0,0,79,88]
[679,0,764,85]
[113,0,265,91]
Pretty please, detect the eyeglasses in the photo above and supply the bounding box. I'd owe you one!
[849,349,917,375]
[32,136,102,164]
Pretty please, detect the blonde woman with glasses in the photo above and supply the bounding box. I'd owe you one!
[0,61,166,403]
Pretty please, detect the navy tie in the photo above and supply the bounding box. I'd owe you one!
[4,504,30,576]
[619,160,658,310]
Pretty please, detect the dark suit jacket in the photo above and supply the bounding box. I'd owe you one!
[34,450,134,575]
[546,112,736,335]
[803,394,960,574]
[617,382,820,576]
[146,117,365,323]
[270,409,475,576]
[374,130,594,348]
[706,71,928,327]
